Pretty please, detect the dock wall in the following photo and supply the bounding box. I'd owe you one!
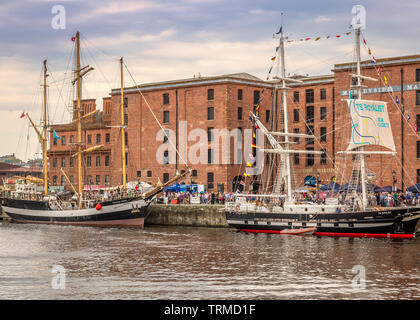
[146,204,228,228]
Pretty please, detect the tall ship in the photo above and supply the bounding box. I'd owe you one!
[225,19,420,238]
[0,32,189,227]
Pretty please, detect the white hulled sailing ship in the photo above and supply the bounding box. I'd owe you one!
[225,20,420,238]
[0,32,189,227]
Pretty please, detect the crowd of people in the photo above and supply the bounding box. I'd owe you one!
[162,189,420,207]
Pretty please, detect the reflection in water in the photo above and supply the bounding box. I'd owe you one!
[0,222,419,299]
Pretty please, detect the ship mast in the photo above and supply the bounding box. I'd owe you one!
[76,31,83,207]
[355,27,368,209]
[42,59,48,195]
[279,18,292,202]
[120,57,127,189]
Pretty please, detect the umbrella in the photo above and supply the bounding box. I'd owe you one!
[320,182,341,191]
[407,183,420,193]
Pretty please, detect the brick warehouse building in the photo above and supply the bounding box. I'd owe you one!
[48,55,420,192]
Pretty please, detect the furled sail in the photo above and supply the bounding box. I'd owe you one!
[346,99,395,152]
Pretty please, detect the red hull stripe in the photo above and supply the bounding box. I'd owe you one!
[238,229,414,239]
[239,229,315,235]
[313,232,413,239]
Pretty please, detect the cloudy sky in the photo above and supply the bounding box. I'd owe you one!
[1,0,419,161]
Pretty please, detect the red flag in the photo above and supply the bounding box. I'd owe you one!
[71,37,76,42]
[271,56,276,61]
[336,35,341,38]
[20,112,25,118]
[305,38,310,41]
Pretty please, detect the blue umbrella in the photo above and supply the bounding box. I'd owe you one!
[320,182,341,191]
[407,183,420,193]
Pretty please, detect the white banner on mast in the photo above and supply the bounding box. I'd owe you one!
[346,99,395,152]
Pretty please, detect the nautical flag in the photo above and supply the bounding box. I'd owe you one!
[377,67,382,77]
[346,32,351,35]
[363,38,367,45]
[53,130,61,140]
[336,35,341,38]
[349,91,353,99]
[305,38,310,41]
[396,96,399,104]
[275,26,282,35]
[407,114,411,121]
[251,143,259,149]
[239,180,245,186]
[261,88,265,94]
[326,36,330,39]
[368,48,371,55]
[20,112,25,118]
[384,76,388,85]
[271,56,276,61]
[252,132,256,139]
[246,162,253,167]
[275,46,280,52]
[315,37,320,41]
[249,115,253,122]
[268,66,273,74]
[371,56,376,63]
[243,173,251,178]
[71,37,76,42]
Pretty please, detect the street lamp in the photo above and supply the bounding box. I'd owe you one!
[392,170,396,192]
[316,172,320,192]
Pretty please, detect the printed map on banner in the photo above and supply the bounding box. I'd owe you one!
[346,99,395,152]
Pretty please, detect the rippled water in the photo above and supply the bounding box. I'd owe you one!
[0,221,419,299]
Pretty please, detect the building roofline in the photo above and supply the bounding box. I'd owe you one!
[110,73,270,94]
[333,54,420,71]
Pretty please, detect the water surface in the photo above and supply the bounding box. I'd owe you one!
[0,222,419,299]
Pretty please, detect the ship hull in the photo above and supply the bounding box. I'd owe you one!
[0,197,150,228]
[225,207,420,238]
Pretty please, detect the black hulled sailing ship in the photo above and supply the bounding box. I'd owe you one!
[225,21,420,238]
[0,32,189,227]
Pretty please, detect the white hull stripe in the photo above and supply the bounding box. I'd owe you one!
[2,200,147,218]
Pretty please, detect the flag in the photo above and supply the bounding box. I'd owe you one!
[363,38,367,45]
[368,48,371,55]
[346,32,351,35]
[275,26,282,35]
[268,66,273,74]
[336,35,341,38]
[271,56,276,61]
[377,67,382,77]
[407,114,411,121]
[251,143,259,149]
[349,91,353,99]
[243,173,251,178]
[315,37,320,41]
[246,162,253,167]
[305,38,310,41]
[275,46,279,52]
[20,112,25,118]
[261,88,265,94]
[53,130,61,140]
[239,180,245,186]
[252,132,256,139]
[249,115,253,122]
[71,37,76,42]
[396,96,399,104]
[384,76,388,85]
